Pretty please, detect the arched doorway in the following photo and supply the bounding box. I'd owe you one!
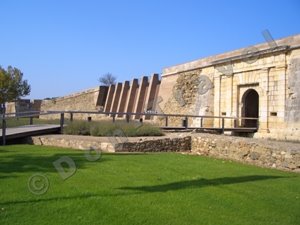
[242,89,259,127]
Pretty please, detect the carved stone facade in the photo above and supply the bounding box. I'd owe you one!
[159,34,300,141]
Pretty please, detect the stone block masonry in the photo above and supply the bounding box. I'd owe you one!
[29,135,115,152]
[115,136,191,152]
[11,34,300,141]
[28,134,191,153]
[191,133,300,172]
[159,34,300,141]
[40,86,108,120]
[37,74,160,121]
[6,99,42,115]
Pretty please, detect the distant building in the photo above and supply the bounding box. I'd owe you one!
[6,99,42,116]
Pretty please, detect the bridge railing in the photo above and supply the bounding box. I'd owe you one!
[1,110,259,145]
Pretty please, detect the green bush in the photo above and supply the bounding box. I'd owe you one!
[64,120,164,137]
[63,121,91,135]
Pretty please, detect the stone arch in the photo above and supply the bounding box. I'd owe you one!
[241,88,259,127]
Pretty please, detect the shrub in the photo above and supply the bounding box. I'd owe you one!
[64,120,164,137]
[63,121,91,135]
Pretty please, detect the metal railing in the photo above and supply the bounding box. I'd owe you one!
[1,110,259,145]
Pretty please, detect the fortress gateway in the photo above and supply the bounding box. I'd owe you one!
[8,34,300,141]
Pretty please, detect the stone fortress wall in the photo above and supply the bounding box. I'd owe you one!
[6,99,42,115]
[102,74,160,120]
[7,74,161,121]
[39,86,108,120]
[7,34,300,141]
[159,34,300,141]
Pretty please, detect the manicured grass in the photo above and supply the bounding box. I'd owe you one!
[64,120,164,137]
[0,145,299,225]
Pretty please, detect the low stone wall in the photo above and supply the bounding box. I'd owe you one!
[28,133,300,172]
[28,134,191,153]
[254,127,300,142]
[115,136,191,152]
[29,135,115,152]
[191,133,300,172]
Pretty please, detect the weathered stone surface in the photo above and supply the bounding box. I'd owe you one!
[28,132,300,172]
[28,134,191,153]
[7,74,161,122]
[159,34,300,141]
[29,135,115,152]
[116,136,191,152]
[191,133,300,172]
[157,69,214,127]
[40,87,107,120]
[285,58,300,123]
[249,152,260,160]
[6,99,42,115]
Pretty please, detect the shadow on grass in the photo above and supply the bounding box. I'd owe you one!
[0,175,17,179]
[110,152,147,155]
[118,175,286,193]
[0,192,126,206]
[0,149,12,153]
[0,175,289,206]
[0,152,109,175]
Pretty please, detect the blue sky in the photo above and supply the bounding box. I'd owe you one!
[0,0,299,99]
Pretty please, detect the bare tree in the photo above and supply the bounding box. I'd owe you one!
[98,73,116,86]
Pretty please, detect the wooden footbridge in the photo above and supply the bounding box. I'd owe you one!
[1,111,258,145]
[0,124,61,143]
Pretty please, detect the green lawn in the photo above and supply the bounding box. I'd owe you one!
[0,145,299,225]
